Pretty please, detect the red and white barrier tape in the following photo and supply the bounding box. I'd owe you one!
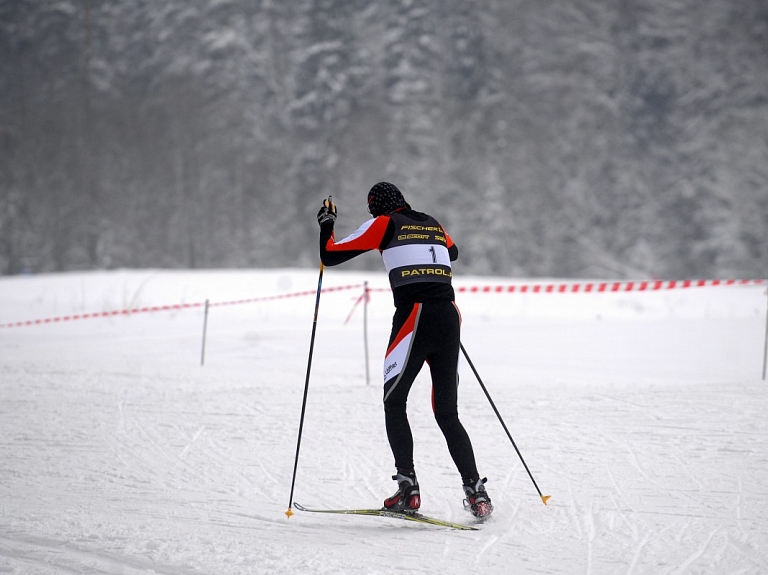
[455,278,764,294]
[0,283,364,329]
[205,284,362,308]
[367,278,764,294]
[2,279,763,329]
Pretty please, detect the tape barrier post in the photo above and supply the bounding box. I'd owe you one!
[200,299,210,367]
[762,283,768,381]
[364,281,370,386]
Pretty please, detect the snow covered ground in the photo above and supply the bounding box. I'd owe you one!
[1,268,767,575]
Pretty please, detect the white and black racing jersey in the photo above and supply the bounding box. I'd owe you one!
[320,208,459,307]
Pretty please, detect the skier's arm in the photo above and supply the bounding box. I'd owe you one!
[319,216,392,267]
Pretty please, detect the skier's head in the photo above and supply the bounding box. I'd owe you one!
[367,182,410,217]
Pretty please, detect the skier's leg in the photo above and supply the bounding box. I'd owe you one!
[428,302,479,480]
[382,304,426,471]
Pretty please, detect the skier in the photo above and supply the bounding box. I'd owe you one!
[316,182,493,519]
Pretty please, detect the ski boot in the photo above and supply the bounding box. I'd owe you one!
[463,477,493,519]
[383,470,421,511]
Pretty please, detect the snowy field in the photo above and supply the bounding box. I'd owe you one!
[1,268,767,575]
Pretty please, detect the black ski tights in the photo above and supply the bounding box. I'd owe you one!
[382,301,479,480]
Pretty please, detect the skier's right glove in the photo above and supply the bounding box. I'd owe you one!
[317,198,337,227]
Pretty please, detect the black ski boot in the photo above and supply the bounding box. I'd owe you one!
[463,477,493,518]
[383,470,421,511]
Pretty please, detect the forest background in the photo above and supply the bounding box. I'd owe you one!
[1,0,766,279]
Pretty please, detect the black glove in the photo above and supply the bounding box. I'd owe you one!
[316,198,337,226]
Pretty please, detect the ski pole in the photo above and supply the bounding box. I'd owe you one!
[460,342,551,505]
[286,197,332,518]
[286,260,324,518]
[200,299,210,366]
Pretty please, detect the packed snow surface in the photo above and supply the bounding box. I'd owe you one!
[1,268,767,574]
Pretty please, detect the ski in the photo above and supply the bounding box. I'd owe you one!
[292,503,479,531]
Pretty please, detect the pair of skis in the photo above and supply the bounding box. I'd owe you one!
[292,502,481,531]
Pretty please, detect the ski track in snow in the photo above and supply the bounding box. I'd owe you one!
[1,269,767,575]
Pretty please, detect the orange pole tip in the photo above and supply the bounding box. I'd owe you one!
[541,495,552,505]
[285,508,294,518]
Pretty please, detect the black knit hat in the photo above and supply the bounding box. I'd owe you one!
[367,182,410,217]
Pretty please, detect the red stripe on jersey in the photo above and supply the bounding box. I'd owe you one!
[386,303,421,356]
[325,215,391,253]
[441,225,455,249]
